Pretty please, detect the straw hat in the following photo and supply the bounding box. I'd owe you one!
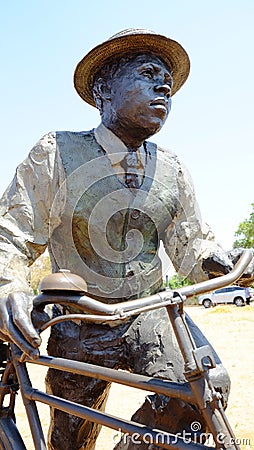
[74,28,190,107]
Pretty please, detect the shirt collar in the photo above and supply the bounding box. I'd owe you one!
[94,122,145,166]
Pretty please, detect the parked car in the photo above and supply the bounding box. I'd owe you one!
[198,286,250,308]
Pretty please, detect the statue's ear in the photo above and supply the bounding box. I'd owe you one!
[95,78,111,102]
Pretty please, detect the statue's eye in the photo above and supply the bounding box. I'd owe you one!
[141,69,154,79]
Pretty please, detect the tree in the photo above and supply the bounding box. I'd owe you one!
[166,274,193,290]
[233,203,254,249]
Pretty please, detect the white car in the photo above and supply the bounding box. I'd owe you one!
[198,286,249,308]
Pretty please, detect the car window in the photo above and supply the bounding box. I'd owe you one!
[215,288,228,294]
[215,286,244,295]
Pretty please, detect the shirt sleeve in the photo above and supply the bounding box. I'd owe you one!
[0,132,63,297]
[163,157,233,283]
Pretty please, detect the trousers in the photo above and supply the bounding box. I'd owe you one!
[45,307,230,450]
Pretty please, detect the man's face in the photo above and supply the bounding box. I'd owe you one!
[106,54,173,139]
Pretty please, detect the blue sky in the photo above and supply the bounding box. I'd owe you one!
[1,0,254,252]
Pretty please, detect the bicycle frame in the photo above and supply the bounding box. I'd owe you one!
[0,249,252,450]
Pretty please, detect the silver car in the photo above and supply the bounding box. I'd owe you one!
[198,286,248,308]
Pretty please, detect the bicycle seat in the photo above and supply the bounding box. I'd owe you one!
[39,270,87,293]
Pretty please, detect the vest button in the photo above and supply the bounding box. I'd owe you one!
[131,209,140,219]
[126,270,135,277]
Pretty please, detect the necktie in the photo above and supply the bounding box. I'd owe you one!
[121,149,140,189]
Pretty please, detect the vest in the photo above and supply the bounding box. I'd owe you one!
[49,130,179,301]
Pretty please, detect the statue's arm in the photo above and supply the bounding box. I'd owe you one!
[162,157,234,283]
[0,132,62,355]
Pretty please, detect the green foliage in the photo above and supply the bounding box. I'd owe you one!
[165,274,193,290]
[233,203,254,249]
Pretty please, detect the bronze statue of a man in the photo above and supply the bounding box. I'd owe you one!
[0,29,253,449]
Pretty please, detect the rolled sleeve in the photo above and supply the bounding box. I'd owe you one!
[0,132,62,296]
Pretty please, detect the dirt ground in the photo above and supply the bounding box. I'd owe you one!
[14,304,254,449]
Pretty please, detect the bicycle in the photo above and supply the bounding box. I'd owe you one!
[0,249,252,450]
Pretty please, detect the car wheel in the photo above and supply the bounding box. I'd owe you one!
[203,299,212,308]
[234,296,244,307]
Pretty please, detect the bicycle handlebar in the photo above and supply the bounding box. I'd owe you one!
[33,249,252,331]
[176,248,252,297]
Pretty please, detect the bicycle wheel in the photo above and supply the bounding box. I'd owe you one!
[0,417,26,450]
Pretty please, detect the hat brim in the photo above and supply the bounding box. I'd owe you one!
[74,30,190,107]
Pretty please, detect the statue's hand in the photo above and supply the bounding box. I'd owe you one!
[227,248,254,287]
[0,292,42,359]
